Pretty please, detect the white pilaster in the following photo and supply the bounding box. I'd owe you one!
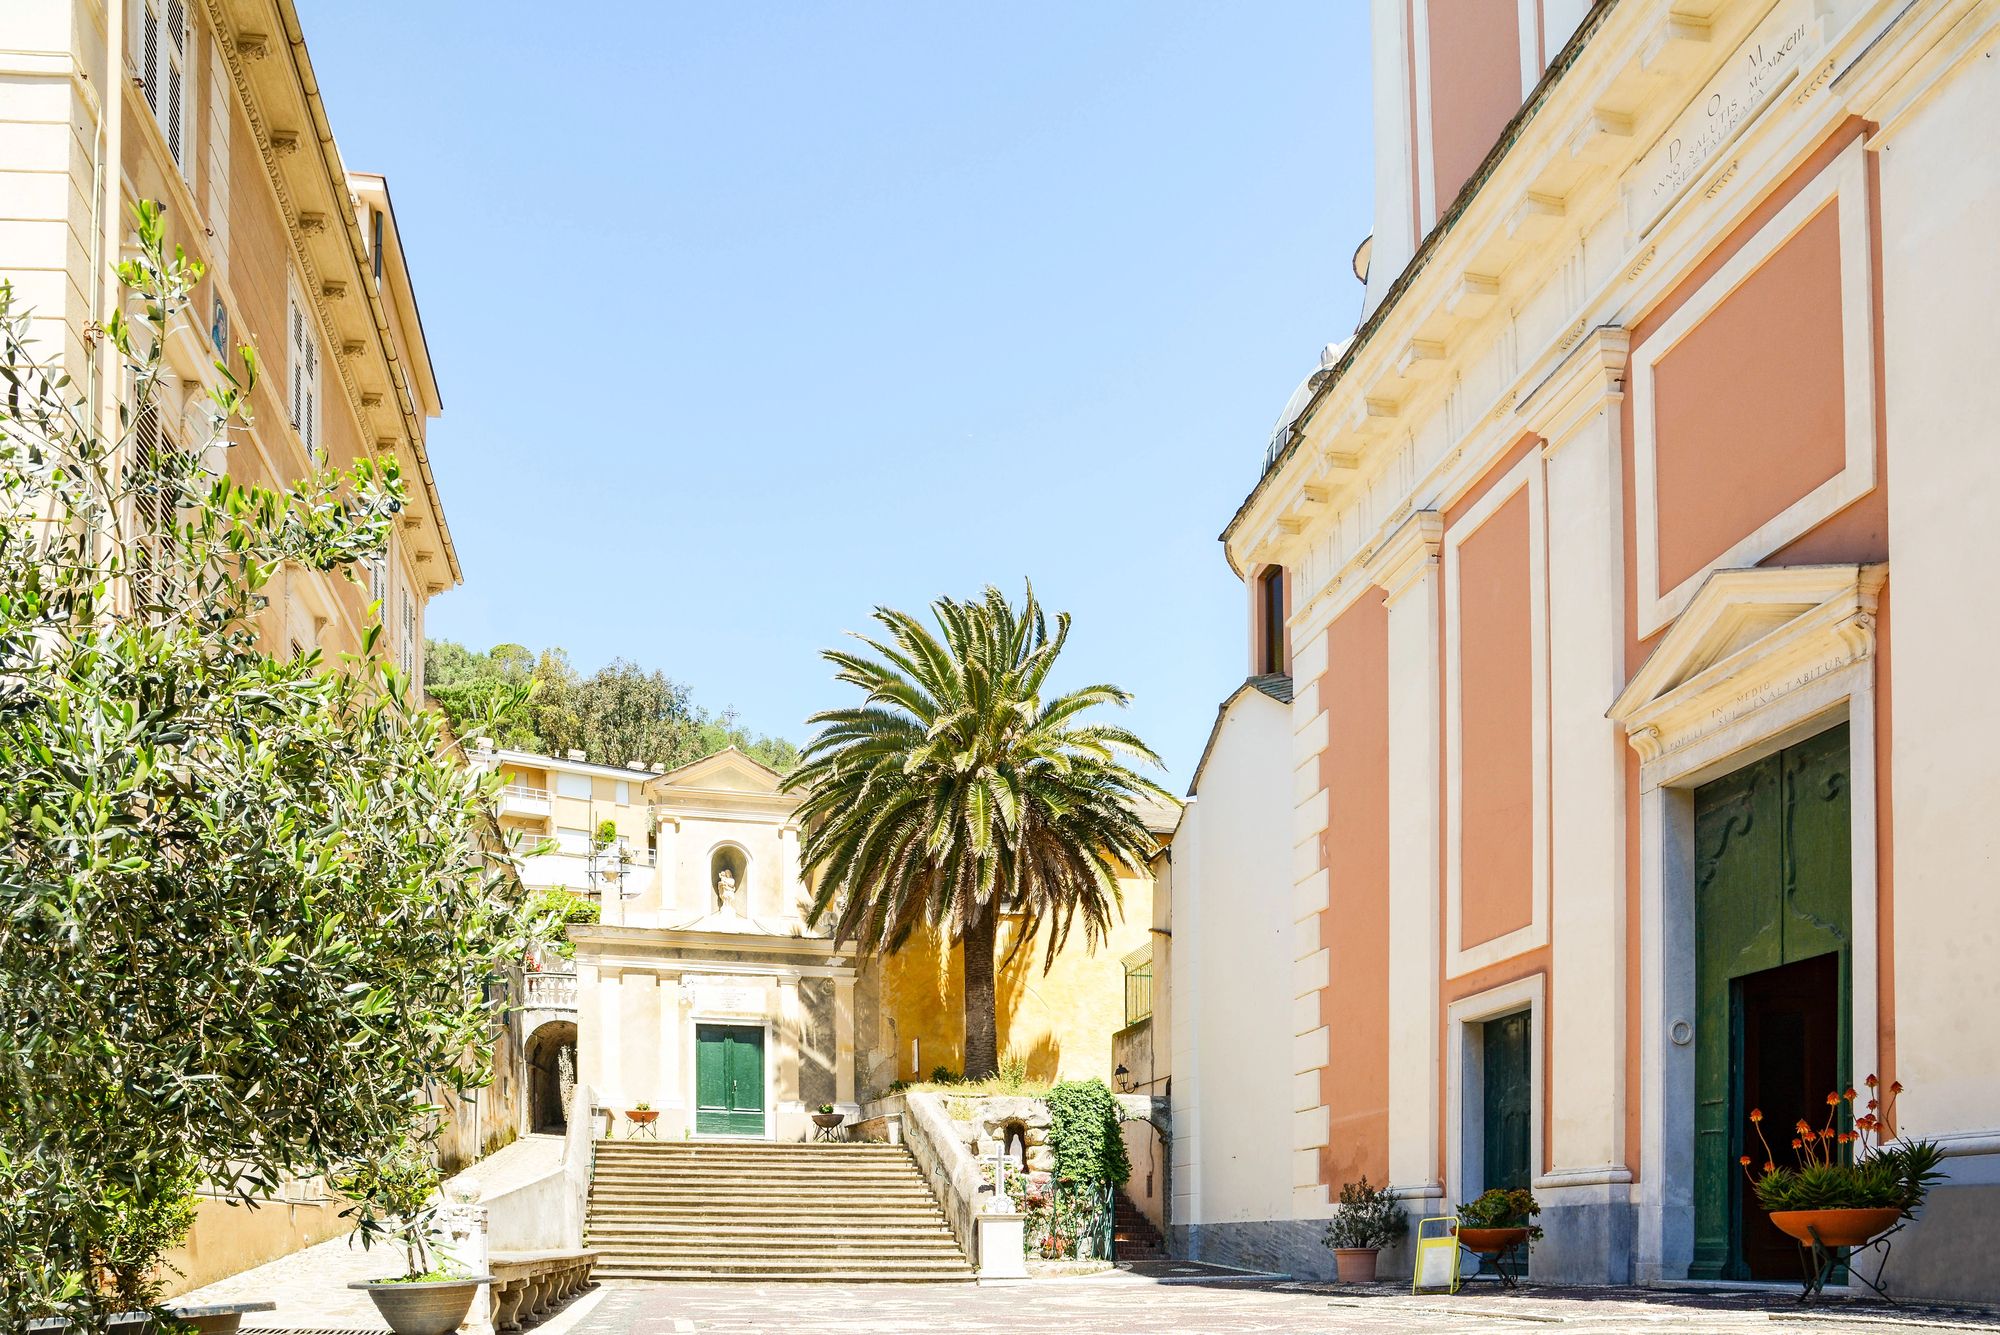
[655,814,680,914]
[1368,511,1445,1204]
[1526,329,1632,1183]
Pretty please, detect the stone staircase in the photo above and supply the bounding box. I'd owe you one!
[587,1140,976,1281]
[1113,1189,1167,1262]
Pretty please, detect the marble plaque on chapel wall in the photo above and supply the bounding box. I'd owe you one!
[1627,0,1817,235]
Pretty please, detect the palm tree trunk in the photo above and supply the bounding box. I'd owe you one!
[961,906,999,1080]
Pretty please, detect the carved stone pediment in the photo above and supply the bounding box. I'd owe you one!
[1610,564,1885,781]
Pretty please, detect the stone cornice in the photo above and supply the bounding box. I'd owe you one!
[1522,325,1629,455]
[1365,510,1443,607]
[204,0,460,584]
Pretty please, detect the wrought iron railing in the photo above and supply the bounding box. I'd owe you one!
[1124,964,1153,1027]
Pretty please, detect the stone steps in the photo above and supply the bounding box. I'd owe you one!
[586,1139,974,1281]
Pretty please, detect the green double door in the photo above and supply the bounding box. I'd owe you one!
[1691,723,1852,1280]
[695,1023,766,1137]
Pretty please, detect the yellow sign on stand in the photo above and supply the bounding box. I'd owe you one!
[1412,1216,1462,1294]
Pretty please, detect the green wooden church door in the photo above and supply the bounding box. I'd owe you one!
[696,1023,766,1137]
[1690,723,1851,1279]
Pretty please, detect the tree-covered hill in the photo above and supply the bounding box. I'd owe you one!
[424,640,798,773]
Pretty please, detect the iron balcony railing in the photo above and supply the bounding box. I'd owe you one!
[1124,964,1153,1027]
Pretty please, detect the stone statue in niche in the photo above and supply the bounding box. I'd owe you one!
[715,867,739,912]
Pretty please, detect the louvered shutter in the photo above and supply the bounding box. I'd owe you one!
[304,325,319,455]
[165,0,186,169]
[141,1,161,114]
[288,283,320,456]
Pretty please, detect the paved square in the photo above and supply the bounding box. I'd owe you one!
[574,1271,2000,1335]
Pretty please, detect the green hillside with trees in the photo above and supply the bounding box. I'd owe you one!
[424,640,799,774]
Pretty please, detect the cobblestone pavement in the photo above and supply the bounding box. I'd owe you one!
[578,1269,2000,1335]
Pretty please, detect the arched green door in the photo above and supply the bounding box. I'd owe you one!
[696,1023,766,1137]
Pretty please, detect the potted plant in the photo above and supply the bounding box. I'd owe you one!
[341,1141,493,1335]
[627,1100,659,1134]
[1322,1176,1406,1282]
[812,1102,845,1130]
[1741,1075,1944,1249]
[1455,1187,1542,1256]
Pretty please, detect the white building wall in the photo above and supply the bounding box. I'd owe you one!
[1169,688,1300,1267]
[1874,29,2000,1304]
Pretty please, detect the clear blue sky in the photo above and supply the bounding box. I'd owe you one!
[300,3,1374,790]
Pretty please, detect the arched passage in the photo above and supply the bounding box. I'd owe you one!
[525,1020,578,1133]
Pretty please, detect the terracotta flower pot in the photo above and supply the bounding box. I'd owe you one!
[1768,1207,1903,1249]
[812,1111,845,1129]
[627,1109,658,1123]
[1332,1247,1381,1282]
[349,1277,493,1335]
[1457,1226,1529,1254]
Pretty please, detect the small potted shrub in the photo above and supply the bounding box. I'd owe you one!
[1456,1187,1542,1256]
[341,1141,493,1335]
[812,1102,845,1131]
[626,1100,659,1134]
[1322,1176,1406,1282]
[1742,1075,1944,1248]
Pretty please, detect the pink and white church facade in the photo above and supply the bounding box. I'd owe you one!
[1173,0,2000,1304]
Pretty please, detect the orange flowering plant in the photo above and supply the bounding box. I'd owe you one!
[1739,1076,1944,1216]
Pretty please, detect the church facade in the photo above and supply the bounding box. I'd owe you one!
[1179,0,2000,1305]
[483,744,1172,1144]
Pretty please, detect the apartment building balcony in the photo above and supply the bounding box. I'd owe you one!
[497,783,553,821]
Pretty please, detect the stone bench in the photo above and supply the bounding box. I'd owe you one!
[487,1249,598,1331]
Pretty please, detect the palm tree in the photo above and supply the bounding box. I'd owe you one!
[784,585,1168,1080]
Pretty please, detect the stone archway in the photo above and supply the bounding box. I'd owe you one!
[525,1020,578,1133]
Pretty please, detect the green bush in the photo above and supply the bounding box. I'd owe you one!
[1324,1176,1406,1251]
[1046,1079,1129,1189]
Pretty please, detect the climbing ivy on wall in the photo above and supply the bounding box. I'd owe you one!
[1046,1079,1131,1188]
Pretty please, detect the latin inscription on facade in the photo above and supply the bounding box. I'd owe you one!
[1630,0,1815,234]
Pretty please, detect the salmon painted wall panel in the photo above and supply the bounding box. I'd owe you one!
[1319,592,1392,1188]
[1454,485,1536,950]
[1426,0,1524,213]
[1651,202,1848,592]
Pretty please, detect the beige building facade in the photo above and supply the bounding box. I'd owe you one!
[1184,0,2000,1305]
[1,0,463,1292]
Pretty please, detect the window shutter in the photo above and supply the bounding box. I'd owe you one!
[165,0,186,168]
[305,328,319,455]
[288,282,321,456]
[141,1,161,114]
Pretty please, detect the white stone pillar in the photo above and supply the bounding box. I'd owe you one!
[655,815,680,914]
[779,822,803,920]
[834,976,857,1105]
[657,974,682,1134]
[1527,330,1633,1190]
[1290,619,1333,1216]
[1368,511,1445,1210]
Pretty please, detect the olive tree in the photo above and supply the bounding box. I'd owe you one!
[0,203,527,1325]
